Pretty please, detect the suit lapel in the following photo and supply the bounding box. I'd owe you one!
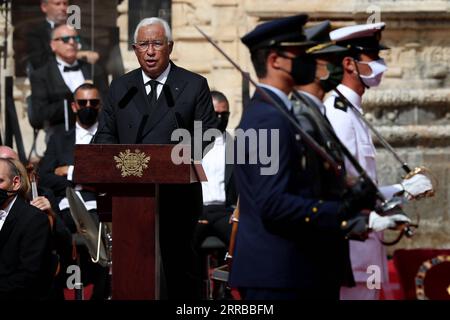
[130,69,153,116]
[80,61,93,81]
[0,197,22,252]
[49,59,71,94]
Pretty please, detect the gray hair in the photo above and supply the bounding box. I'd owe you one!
[133,17,173,43]
[50,24,76,40]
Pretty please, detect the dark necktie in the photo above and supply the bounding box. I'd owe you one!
[147,80,159,106]
[63,65,80,72]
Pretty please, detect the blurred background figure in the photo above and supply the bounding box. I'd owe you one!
[29,24,108,142]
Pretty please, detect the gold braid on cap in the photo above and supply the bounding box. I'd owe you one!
[306,42,334,54]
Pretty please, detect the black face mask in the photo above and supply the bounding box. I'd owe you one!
[216,112,229,133]
[77,107,98,127]
[0,188,17,208]
[281,53,317,85]
[319,62,344,93]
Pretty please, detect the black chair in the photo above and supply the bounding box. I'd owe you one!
[200,236,227,300]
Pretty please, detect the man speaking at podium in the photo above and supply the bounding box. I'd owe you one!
[93,17,217,299]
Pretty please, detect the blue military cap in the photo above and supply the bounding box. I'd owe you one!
[304,20,348,55]
[241,14,312,51]
[330,22,389,52]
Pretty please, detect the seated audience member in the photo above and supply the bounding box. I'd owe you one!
[38,83,108,299]
[0,145,72,299]
[0,158,53,300]
[27,0,99,72]
[194,90,237,248]
[29,24,108,142]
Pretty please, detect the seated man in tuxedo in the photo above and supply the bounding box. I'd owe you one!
[0,158,53,300]
[29,24,108,142]
[38,83,108,299]
[26,0,99,72]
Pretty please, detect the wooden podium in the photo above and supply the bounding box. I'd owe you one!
[74,144,205,300]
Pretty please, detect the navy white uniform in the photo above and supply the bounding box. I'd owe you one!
[324,85,389,290]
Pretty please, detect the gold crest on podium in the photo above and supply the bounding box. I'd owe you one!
[114,149,150,177]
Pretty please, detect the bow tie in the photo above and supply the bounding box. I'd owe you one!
[63,65,81,72]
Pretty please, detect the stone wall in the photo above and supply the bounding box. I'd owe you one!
[167,0,450,251]
[4,0,450,250]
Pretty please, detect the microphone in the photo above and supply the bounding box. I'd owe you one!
[91,85,138,144]
[119,86,138,109]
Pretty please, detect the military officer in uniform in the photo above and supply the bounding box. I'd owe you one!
[229,14,389,300]
[323,23,433,300]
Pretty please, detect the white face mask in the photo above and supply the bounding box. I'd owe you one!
[357,58,388,87]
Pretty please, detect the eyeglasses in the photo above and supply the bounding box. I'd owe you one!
[216,111,230,118]
[53,35,81,44]
[76,99,100,107]
[133,40,168,52]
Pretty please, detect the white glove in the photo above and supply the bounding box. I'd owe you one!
[369,211,411,232]
[401,173,432,200]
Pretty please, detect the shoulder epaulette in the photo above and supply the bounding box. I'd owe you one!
[333,96,348,112]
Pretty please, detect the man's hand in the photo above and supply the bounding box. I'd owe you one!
[55,165,69,176]
[401,173,433,200]
[369,211,411,232]
[30,196,52,211]
[77,50,99,64]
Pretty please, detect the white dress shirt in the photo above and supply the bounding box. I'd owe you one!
[299,90,326,115]
[59,122,98,211]
[56,56,85,93]
[46,18,55,29]
[258,84,293,111]
[0,195,17,231]
[141,63,171,99]
[201,134,226,205]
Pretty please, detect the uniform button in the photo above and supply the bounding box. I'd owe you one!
[305,217,310,223]
[341,220,348,228]
[312,207,318,213]
[318,200,323,204]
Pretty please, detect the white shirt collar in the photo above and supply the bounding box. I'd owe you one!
[258,84,293,111]
[76,121,98,140]
[0,195,18,222]
[335,84,362,113]
[46,18,55,29]
[298,90,326,115]
[56,56,79,68]
[141,63,171,86]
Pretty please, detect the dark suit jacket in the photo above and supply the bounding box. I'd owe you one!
[229,87,354,291]
[93,62,217,299]
[29,58,108,130]
[93,61,217,148]
[38,128,97,204]
[0,197,53,300]
[26,20,53,71]
[93,60,218,223]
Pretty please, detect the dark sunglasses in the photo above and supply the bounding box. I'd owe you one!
[216,111,230,118]
[53,35,81,44]
[76,99,100,107]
